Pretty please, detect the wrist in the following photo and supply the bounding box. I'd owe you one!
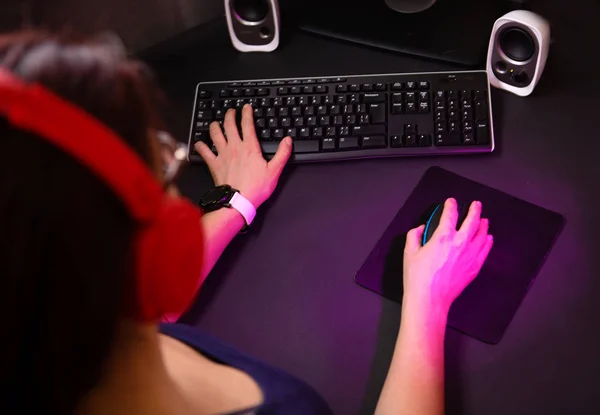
[401,292,449,331]
[204,206,245,232]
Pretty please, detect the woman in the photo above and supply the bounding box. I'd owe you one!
[1,30,492,415]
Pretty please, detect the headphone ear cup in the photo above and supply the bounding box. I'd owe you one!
[135,198,203,321]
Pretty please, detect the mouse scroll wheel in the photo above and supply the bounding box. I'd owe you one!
[233,0,269,23]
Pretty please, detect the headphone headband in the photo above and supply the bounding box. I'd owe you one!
[0,68,163,222]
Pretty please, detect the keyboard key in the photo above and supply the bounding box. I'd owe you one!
[435,122,446,133]
[253,108,263,118]
[277,87,289,95]
[304,106,315,116]
[330,105,341,115]
[339,136,359,150]
[435,90,445,100]
[339,126,350,136]
[316,85,328,93]
[352,125,386,136]
[198,101,211,109]
[286,128,297,138]
[268,118,278,128]
[418,101,430,113]
[462,120,473,133]
[272,128,284,139]
[406,81,416,89]
[293,140,320,153]
[323,95,335,105]
[345,115,356,125]
[333,115,344,126]
[359,114,370,124]
[418,81,429,89]
[199,90,211,98]
[281,117,291,127]
[317,78,331,83]
[404,124,417,134]
[405,92,416,102]
[279,107,289,117]
[290,86,302,94]
[462,108,473,120]
[362,135,386,149]
[363,93,385,103]
[405,102,416,113]
[256,118,266,128]
[291,106,302,116]
[299,127,311,138]
[474,90,486,100]
[271,80,285,86]
[404,134,418,147]
[391,103,403,114]
[302,86,314,94]
[447,90,458,100]
[272,97,283,106]
[326,127,337,137]
[302,79,316,84]
[256,88,269,96]
[375,82,386,91]
[391,82,403,90]
[319,116,330,126]
[312,127,324,138]
[463,132,475,144]
[391,135,403,148]
[285,97,297,106]
[219,89,230,97]
[418,91,430,101]
[215,109,226,119]
[257,81,271,86]
[336,84,347,92]
[227,82,241,87]
[309,96,320,105]
[244,88,256,96]
[448,99,459,110]
[261,141,278,154]
[349,84,360,92]
[260,129,271,140]
[307,116,317,126]
[435,132,461,146]
[435,109,445,122]
[322,137,336,151]
[197,110,213,120]
[343,104,354,114]
[361,84,373,91]
[317,105,327,115]
[242,82,256,86]
[332,77,346,82]
[294,117,305,127]
[369,103,386,123]
[266,107,277,117]
[231,89,242,97]
[392,92,403,103]
[419,134,432,147]
[449,121,459,133]
[448,109,459,121]
[475,100,488,121]
[356,104,367,114]
[476,122,490,144]
[287,80,301,85]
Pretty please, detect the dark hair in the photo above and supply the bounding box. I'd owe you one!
[0,30,165,414]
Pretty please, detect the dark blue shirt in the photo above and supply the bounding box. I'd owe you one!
[160,323,333,415]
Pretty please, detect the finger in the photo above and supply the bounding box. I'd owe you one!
[195,141,217,167]
[436,197,458,234]
[223,108,241,143]
[473,234,494,271]
[404,225,425,254]
[241,104,261,152]
[267,137,293,178]
[208,121,226,152]
[457,201,482,242]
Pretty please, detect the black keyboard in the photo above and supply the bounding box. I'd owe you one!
[188,71,495,163]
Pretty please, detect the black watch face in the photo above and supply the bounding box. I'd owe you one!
[199,185,233,209]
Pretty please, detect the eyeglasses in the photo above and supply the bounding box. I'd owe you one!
[155,131,188,189]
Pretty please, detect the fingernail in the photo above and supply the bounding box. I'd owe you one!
[244,103,250,109]
[284,137,292,145]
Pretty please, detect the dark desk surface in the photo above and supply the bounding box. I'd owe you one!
[143,1,600,413]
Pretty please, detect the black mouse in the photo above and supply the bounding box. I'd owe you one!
[422,202,470,245]
[232,0,269,22]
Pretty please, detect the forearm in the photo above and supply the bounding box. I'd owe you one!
[375,296,448,415]
[198,207,246,286]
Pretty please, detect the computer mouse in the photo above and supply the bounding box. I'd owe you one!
[232,0,269,22]
[422,202,470,245]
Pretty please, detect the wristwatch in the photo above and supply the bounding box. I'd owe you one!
[198,185,256,228]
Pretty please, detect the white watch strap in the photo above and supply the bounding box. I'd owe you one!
[229,192,256,226]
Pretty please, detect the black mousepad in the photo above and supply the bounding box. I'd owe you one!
[354,166,565,344]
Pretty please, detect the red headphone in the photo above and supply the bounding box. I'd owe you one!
[0,69,204,321]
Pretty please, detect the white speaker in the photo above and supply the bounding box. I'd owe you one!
[486,10,550,97]
[224,0,280,53]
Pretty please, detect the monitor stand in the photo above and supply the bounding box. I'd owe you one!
[298,0,518,67]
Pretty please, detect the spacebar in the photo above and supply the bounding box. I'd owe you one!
[293,140,320,153]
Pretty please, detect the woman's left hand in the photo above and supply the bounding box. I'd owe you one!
[195,104,293,208]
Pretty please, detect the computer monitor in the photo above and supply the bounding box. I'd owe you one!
[298,0,522,67]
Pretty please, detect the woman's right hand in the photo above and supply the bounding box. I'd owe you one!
[402,198,494,315]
